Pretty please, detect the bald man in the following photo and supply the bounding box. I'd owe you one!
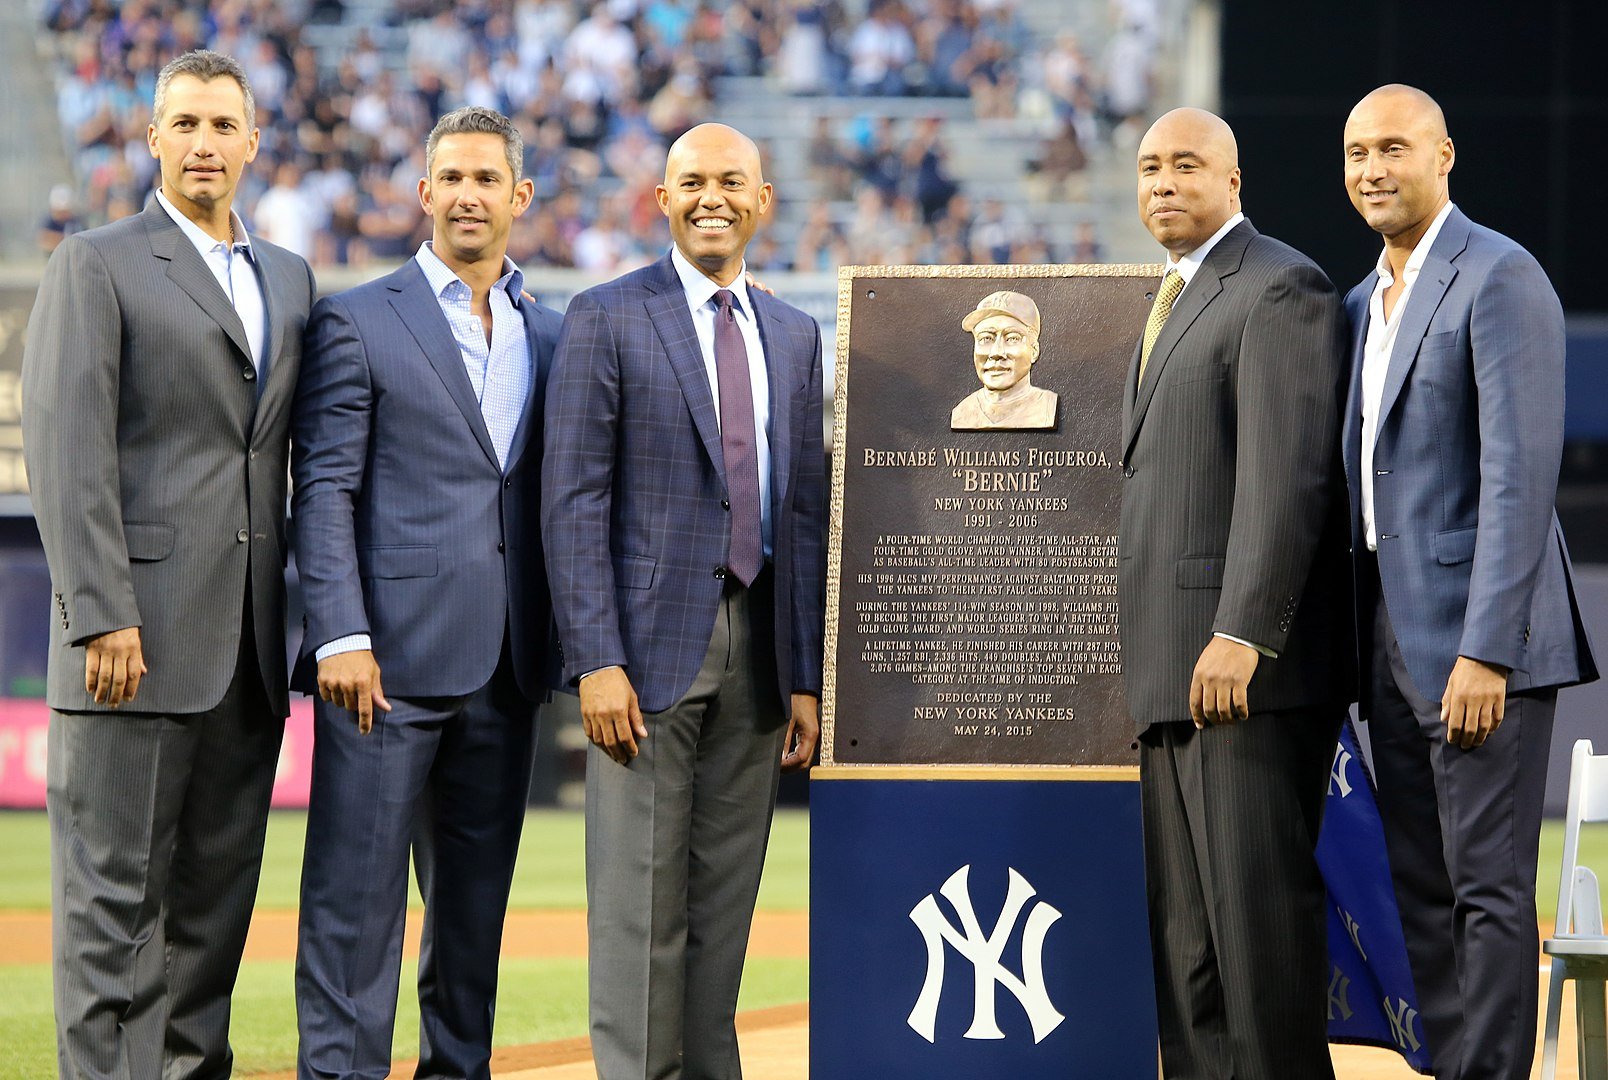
[1341,85,1596,1080]
[542,124,824,1079]
[1119,108,1352,1078]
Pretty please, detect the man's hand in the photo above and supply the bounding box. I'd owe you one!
[580,666,646,764]
[317,649,391,735]
[745,271,776,297]
[1442,655,1509,750]
[1189,637,1260,728]
[782,693,820,772]
[85,626,146,706]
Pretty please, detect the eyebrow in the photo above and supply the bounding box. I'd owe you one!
[1138,150,1204,163]
[674,168,748,182]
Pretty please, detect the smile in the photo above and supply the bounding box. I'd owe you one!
[693,218,733,232]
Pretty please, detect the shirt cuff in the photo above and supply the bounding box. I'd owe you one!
[1213,631,1277,659]
[315,634,372,661]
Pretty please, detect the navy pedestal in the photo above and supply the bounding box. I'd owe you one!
[810,770,1157,1078]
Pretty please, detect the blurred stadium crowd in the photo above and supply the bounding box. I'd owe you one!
[39,0,1162,271]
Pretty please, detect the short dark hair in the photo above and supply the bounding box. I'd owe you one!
[425,106,525,184]
[152,50,256,131]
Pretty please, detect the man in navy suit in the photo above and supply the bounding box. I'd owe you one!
[542,123,825,1080]
[289,106,562,1080]
[1341,84,1598,1080]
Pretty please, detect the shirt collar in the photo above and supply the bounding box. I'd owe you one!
[670,244,752,319]
[1374,201,1456,286]
[1168,211,1245,284]
[414,241,524,304]
[155,188,253,260]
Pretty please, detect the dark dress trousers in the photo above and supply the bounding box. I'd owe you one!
[1118,219,1353,1080]
[22,199,315,1080]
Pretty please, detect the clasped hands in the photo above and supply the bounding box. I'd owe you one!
[579,665,818,771]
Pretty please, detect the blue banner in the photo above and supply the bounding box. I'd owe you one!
[1318,720,1433,1073]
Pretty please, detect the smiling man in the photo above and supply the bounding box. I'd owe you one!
[1118,107,1353,1079]
[543,122,825,1080]
[1340,84,1597,1080]
[950,290,1058,430]
[289,106,563,1080]
[21,50,316,1080]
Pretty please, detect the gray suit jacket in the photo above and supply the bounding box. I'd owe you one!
[22,199,316,716]
[1118,219,1354,727]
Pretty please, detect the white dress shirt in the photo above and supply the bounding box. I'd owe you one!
[155,188,267,373]
[669,245,774,559]
[1361,201,1456,550]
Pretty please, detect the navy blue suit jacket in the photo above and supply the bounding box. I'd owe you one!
[541,253,826,715]
[1342,206,1597,700]
[290,259,562,700]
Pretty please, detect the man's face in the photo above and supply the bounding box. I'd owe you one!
[146,74,259,215]
[971,314,1039,393]
[1343,94,1453,240]
[1137,114,1240,257]
[418,132,533,264]
[657,126,772,284]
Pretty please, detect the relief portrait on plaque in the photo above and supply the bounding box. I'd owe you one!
[824,264,1160,768]
[951,290,1059,431]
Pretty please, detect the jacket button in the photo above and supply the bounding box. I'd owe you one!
[721,498,730,510]
[504,478,512,488]
[1524,626,1531,642]
[714,566,727,580]
[243,368,256,381]
[236,529,249,542]
[497,541,506,553]
[1123,465,1134,478]
[249,450,258,461]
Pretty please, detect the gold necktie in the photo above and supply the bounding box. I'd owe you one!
[1139,269,1185,386]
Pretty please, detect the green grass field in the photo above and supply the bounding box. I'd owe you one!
[3,809,1603,1079]
[0,809,809,1079]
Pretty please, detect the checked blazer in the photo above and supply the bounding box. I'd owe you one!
[541,252,826,715]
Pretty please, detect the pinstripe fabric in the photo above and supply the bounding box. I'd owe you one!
[289,259,561,700]
[1118,219,1354,728]
[22,198,314,1080]
[1118,219,1352,1080]
[23,198,316,717]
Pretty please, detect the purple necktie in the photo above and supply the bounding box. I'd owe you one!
[713,289,763,586]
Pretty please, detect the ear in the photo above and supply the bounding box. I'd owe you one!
[1439,137,1455,178]
[243,126,260,165]
[417,175,432,215]
[147,123,160,161]
[757,182,773,217]
[512,176,535,217]
[655,183,670,218]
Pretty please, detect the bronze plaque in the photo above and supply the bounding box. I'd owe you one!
[0,287,33,502]
[823,264,1161,767]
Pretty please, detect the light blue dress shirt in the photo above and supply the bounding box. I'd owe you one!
[155,188,267,375]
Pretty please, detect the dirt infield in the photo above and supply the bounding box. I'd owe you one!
[0,908,809,967]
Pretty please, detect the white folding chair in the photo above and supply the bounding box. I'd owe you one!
[1543,739,1608,1080]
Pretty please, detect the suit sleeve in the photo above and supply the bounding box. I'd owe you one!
[541,292,629,684]
[1457,250,1566,669]
[290,294,375,653]
[21,236,141,643]
[1213,261,1346,653]
[790,318,827,696]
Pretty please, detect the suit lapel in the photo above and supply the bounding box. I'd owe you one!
[1340,283,1372,529]
[751,289,794,511]
[387,262,500,469]
[1122,222,1249,463]
[504,301,553,471]
[146,201,254,363]
[1375,210,1469,429]
[250,248,297,433]
[643,255,727,483]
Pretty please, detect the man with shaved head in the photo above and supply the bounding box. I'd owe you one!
[1119,107,1352,1077]
[1341,84,1596,1080]
[543,123,825,1078]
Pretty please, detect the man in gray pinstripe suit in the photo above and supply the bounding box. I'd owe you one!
[1118,108,1353,1078]
[21,51,315,1080]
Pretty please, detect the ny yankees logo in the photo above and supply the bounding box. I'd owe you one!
[907,865,1065,1044]
[1329,744,1354,798]
[1327,966,1354,1022]
[1383,997,1422,1052]
[1337,905,1367,960]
